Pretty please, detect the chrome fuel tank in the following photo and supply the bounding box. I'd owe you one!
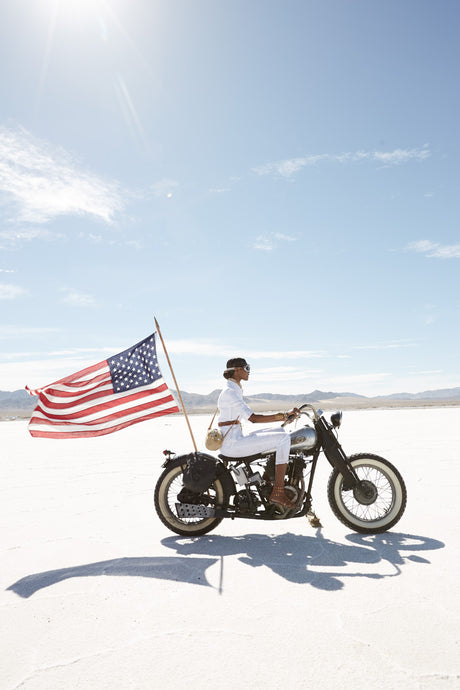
[289,424,317,451]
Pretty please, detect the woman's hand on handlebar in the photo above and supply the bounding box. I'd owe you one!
[282,407,300,426]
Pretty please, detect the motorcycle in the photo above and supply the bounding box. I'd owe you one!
[154,404,407,536]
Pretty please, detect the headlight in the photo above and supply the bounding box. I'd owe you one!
[330,411,342,428]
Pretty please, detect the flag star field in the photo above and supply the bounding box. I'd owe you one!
[110,336,161,393]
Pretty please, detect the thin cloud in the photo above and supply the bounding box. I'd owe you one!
[2,348,109,360]
[252,366,323,382]
[253,235,274,251]
[422,303,437,326]
[166,339,326,360]
[253,232,297,251]
[208,187,231,194]
[416,369,443,375]
[407,240,460,259]
[253,154,328,177]
[353,340,417,351]
[274,233,296,242]
[1,357,105,391]
[0,283,28,300]
[253,146,430,178]
[0,228,64,248]
[151,178,179,199]
[248,349,326,359]
[84,233,143,250]
[0,325,60,338]
[59,289,97,307]
[0,127,124,224]
[318,372,393,390]
[372,148,430,166]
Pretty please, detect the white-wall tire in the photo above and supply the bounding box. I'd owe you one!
[327,453,407,534]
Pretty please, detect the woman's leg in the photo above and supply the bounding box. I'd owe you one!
[268,433,296,508]
[221,427,289,459]
[221,428,296,509]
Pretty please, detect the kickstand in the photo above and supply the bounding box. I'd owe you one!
[306,510,323,528]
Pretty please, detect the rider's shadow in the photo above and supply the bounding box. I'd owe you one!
[7,532,444,598]
[161,531,445,592]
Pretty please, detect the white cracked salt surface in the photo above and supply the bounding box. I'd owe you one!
[1,408,459,689]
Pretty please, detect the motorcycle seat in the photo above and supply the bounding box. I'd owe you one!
[218,452,270,463]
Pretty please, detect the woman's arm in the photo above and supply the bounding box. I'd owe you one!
[248,409,299,424]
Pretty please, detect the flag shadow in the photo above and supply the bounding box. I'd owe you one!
[7,556,218,599]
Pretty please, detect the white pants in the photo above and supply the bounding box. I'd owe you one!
[219,424,290,465]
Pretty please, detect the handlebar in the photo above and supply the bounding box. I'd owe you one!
[297,404,323,422]
[281,403,323,427]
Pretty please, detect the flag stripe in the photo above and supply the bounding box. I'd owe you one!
[32,387,172,423]
[27,361,107,395]
[29,393,178,428]
[39,382,114,408]
[43,373,112,397]
[29,396,179,435]
[35,382,169,418]
[28,405,178,439]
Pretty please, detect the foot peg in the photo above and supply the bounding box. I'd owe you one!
[176,503,215,518]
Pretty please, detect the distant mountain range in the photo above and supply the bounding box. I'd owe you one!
[2,386,460,418]
[175,388,364,412]
[171,387,460,411]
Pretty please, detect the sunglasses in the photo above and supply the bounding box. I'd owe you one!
[240,364,250,373]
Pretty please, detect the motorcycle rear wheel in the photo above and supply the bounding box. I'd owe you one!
[327,453,407,534]
[154,458,228,536]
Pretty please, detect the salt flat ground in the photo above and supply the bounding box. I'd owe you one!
[1,408,459,690]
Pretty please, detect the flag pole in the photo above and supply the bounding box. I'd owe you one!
[154,317,198,453]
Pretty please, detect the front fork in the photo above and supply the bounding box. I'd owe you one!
[317,418,359,491]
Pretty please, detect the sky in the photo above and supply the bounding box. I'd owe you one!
[0,0,459,397]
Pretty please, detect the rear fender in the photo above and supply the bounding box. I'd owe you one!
[215,461,237,496]
[194,452,236,496]
[162,451,236,496]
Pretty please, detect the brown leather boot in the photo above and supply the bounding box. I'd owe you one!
[269,486,296,509]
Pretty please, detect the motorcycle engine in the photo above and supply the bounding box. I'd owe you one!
[234,489,260,513]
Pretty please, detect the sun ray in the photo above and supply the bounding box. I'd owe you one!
[34,0,60,117]
[113,74,146,148]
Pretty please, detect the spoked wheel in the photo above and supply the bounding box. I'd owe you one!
[327,453,407,534]
[154,459,228,536]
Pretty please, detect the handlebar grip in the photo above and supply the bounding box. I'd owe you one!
[281,413,297,427]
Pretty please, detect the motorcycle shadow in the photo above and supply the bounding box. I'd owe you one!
[7,532,444,598]
[161,531,445,592]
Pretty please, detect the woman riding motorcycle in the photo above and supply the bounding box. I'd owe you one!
[217,357,299,509]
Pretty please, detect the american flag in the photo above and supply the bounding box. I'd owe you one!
[26,333,180,439]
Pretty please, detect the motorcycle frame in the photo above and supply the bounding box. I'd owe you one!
[208,447,322,521]
[163,409,360,522]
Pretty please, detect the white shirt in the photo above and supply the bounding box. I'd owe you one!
[217,379,253,424]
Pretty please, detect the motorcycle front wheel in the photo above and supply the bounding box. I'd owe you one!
[327,453,407,534]
[154,458,228,536]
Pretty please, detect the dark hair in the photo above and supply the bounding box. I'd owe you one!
[223,357,248,379]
